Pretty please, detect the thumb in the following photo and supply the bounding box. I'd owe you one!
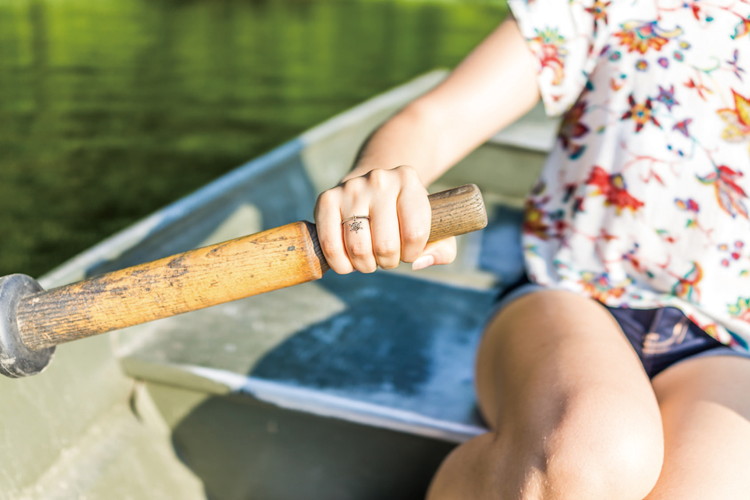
[411,237,457,271]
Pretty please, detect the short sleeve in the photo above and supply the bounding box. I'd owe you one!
[508,0,611,116]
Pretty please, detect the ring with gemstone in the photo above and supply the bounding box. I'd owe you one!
[341,215,370,233]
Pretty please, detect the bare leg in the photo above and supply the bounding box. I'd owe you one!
[427,290,664,499]
[646,355,750,499]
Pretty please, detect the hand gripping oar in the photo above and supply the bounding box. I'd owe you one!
[0,184,487,378]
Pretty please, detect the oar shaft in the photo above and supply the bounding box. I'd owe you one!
[17,222,325,350]
[16,184,486,351]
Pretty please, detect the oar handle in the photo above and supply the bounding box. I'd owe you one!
[424,184,487,243]
[0,184,486,376]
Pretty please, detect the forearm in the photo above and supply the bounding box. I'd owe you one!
[344,99,451,186]
[344,17,540,187]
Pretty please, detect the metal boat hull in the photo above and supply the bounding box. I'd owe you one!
[0,71,555,499]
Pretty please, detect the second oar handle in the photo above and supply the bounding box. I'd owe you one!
[16,184,487,351]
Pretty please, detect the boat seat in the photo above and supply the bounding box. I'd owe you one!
[116,204,525,499]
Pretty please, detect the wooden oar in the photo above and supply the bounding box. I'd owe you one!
[0,184,487,378]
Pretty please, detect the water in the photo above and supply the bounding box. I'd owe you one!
[0,0,506,277]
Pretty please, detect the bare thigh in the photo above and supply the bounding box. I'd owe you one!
[646,355,750,499]
[428,290,664,499]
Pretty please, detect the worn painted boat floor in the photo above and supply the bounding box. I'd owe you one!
[252,271,491,421]
[114,205,524,499]
[118,204,524,440]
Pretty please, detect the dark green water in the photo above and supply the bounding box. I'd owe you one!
[0,0,506,277]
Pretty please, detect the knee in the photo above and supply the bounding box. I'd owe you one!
[518,403,664,500]
[542,424,662,499]
[429,418,662,500]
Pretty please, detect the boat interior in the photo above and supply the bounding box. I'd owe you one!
[1,71,558,499]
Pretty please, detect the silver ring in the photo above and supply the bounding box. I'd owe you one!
[341,215,369,233]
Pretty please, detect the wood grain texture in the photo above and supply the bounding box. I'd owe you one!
[427,184,487,243]
[16,185,485,350]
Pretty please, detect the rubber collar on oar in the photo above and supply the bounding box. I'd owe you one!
[0,274,55,378]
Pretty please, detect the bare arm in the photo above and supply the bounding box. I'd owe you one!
[346,18,540,184]
[316,16,540,274]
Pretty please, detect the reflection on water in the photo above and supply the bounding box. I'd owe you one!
[0,0,505,276]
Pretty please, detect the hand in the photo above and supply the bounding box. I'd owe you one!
[314,165,457,274]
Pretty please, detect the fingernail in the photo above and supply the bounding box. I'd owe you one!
[411,254,435,271]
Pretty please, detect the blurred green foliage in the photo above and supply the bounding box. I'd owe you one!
[0,0,507,277]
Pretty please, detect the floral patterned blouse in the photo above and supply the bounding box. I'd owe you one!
[509,0,750,349]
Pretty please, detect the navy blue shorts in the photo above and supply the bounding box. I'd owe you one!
[494,276,749,378]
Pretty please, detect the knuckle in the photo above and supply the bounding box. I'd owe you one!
[402,227,429,245]
[373,239,399,259]
[377,259,399,270]
[394,165,421,184]
[319,243,350,273]
[366,168,392,189]
[357,262,378,274]
[316,189,339,208]
[394,164,415,176]
[317,235,338,256]
[341,176,367,194]
[330,262,354,275]
[400,252,419,264]
[348,241,370,259]
[318,241,354,275]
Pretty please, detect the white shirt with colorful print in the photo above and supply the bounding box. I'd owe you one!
[508,0,750,349]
